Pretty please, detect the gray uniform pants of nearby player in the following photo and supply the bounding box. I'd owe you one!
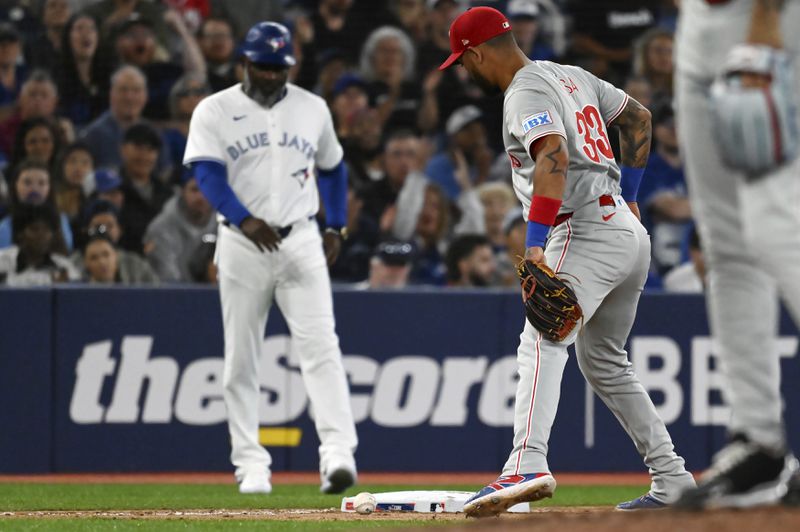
[216,221,358,480]
[504,196,694,502]
[676,0,800,451]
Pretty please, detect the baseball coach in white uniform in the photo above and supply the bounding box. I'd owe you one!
[184,21,358,495]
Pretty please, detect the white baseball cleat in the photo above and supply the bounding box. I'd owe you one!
[464,473,556,518]
[320,463,357,494]
[238,469,272,494]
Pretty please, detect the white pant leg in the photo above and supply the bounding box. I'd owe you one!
[217,225,277,479]
[575,217,694,501]
[676,73,784,449]
[274,224,358,472]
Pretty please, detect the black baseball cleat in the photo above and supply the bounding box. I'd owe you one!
[675,434,797,510]
[782,471,800,506]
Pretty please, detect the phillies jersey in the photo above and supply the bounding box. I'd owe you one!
[184,83,343,227]
[502,61,628,217]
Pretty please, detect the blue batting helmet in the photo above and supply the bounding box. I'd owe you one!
[240,22,296,67]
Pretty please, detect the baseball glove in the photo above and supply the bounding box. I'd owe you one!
[710,44,799,177]
[517,260,582,342]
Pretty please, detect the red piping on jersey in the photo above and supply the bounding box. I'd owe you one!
[764,87,783,163]
[515,331,542,474]
[606,94,629,126]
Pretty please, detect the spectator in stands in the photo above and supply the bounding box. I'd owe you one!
[90,168,124,210]
[416,0,461,76]
[0,71,73,158]
[9,115,60,170]
[361,129,423,226]
[0,203,79,286]
[638,100,691,275]
[81,223,156,284]
[623,75,653,111]
[0,22,25,109]
[330,182,380,282]
[79,65,145,170]
[663,226,704,293]
[388,0,428,44]
[567,0,656,85]
[83,0,171,51]
[57,13,108,127]
[117,123,172,253]
[162,74,210,169]
[392,173,484,285]
[111,13,205,120]
[359,26,422,132]
[508,0,556,61]
[331,74,370,151]
[426,105,493,200]
[55,141,94,236]
[209,0,284,41]
[24,0,71,74]
[197,16,237,93]
[341,106,383,187]
[10,116,64,175]
[496,211,527,287]
[477,182,516,252]
[299,0,390,86]
[445,234,497,288]
[74,198,157,282]
[187,232,217,284]
[313,48,350,102]
[0,159,72,251]
[143,167,216,282]
[357,239,414,290]
[633,27,674,101]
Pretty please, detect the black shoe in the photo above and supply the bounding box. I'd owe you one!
[675,434,796,510]
[782,471,800,506]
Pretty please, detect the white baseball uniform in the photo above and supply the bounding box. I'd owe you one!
[676,0,800,450]
[184,83,358,481]
[502,61,694,501]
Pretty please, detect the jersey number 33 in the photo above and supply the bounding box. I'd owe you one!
[575,104,614,163]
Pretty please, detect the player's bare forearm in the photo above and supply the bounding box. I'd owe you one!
[748,0,783,47]
[610,97,651,169]
[531,134,568,201]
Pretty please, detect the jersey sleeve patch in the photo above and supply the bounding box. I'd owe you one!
[521,111,553,133]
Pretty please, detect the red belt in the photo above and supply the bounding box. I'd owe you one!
[705,0,730,4]
[554,194,615,227]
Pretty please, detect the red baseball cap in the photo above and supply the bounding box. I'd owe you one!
[438,6,512,70]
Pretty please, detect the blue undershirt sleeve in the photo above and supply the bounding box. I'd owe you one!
[317,160,348,229]
[192,160,251,227]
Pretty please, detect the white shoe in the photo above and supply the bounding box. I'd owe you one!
[320,462,357,494]
[238,469,272,494]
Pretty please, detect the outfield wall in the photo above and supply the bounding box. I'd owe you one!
[1,287,798,474]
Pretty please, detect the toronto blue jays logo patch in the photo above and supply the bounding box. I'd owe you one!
[267,37,286,52]
[291,167,311,188]
[521,111,552,133]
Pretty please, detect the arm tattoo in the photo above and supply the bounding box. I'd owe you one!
[611,98,651,168]
[543,142,567,178]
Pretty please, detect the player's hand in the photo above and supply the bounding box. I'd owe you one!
[240,216,282,252]
[322,230,342,266]
[521,246,546,301]
[524,246,546,265]
[627,202,641,221]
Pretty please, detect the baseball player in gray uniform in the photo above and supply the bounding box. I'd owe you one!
[438,7,694,516]
[675,0,800,508]
[183,22,357,495]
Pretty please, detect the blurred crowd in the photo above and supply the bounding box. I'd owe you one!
[0,0,701,292]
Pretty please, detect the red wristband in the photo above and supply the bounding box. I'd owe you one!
[528,195,562,225]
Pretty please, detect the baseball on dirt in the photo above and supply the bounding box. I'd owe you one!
[354,492,377,514]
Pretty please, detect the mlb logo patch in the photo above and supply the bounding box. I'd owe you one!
[521,111,552,133]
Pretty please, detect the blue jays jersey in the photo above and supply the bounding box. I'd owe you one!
[184,83,343,227]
